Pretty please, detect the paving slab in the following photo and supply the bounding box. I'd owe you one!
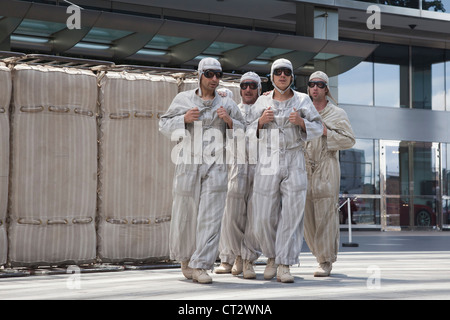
[0,231,449,304]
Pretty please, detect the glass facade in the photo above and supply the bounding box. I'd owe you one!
[338,43,450,230]
[339,44,450,111]
[340,140,444,229]
[354,0,450,12]
[339,139,380,225]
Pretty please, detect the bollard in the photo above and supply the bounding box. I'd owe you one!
[342,197,359,247]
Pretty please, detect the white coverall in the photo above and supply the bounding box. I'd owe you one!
[218,102,260,264]
[159,89,244,270]
[247,91,323,266]
[304,101,355,264]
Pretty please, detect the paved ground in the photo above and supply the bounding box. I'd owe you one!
[0,231,449,304]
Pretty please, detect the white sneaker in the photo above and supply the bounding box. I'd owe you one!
[277,265,294,283]
[214,262,232,274]
[243,259,256,279]
[193,268,213,284]
[264,258,277,280]
[232,256,243,275]
[181,261,193,279]
[314,262,332,277]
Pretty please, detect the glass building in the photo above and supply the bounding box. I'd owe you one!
[1,0,450,231]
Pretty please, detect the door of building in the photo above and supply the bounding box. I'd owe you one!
[380,140,440,230]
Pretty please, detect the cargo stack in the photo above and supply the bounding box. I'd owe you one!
[0,63,11,266]
[97,71,177,263]
[8,64,98,266]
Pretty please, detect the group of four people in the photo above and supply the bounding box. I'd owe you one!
[159,57,355,284]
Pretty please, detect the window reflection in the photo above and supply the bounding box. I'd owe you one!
[338,61,373,106]
[441,144,450,227]
[412,47,446,110]
[385,142,409,196]
[374,63,400,107]
[446,58,450,111]
[339,139,380,226]
[382,140,440,228]
[340,139,379,194]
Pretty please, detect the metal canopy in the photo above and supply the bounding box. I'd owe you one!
[0,0,377,76]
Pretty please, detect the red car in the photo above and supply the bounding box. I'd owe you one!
[386,201,435,227]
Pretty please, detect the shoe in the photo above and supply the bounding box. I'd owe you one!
[231,256,243,275]
[192,268,213,284]
[243,259,256,279]
[215,262,232,274]
[314,262,332,277]
[264,258,277,280]
[181,261,193,279]
[277,265,294,283]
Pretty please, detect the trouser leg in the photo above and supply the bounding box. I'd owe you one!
[308,197,340,264]
[189,164,228,269]
[303,194,317,257]
[275,174,307,266]
[169,164,200,262]
[218,164,247,264]
[252,172,280,260]
[241,166,260,261]
[218,194,246,264]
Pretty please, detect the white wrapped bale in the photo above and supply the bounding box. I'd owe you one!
[8,64,98,266]
[0,63,11,266]
[97,71,177,262]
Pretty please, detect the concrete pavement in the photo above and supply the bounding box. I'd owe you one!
[0,231,449,302]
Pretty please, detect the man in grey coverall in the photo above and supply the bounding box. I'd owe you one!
[216,71,262,279]
[159,57,244,284]
[247,58,323,283]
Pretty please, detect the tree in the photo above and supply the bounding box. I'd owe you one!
[362,0,445,12]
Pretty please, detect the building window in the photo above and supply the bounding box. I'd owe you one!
[374,63,401,108]
[412,46,446,110]
[340,139,379,194]
[338,42,409,108]
[442,143,450,227]
[338,61,373,106]
[381,140,440,228]
[339,139,380,225]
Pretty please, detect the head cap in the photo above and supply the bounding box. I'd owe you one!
[270,58,294,94]
[197,57,222,96]
[308,70,337,104]
[240,71,262,96]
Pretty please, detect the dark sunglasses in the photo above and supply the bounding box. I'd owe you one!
[240,82,258,90]
[308,81,327,89]
[202,69,223,79]
[273,68,292,77]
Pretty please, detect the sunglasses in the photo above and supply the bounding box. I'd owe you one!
[308,81,327,89]
[240,82,258,90]
[202,69,223,79]
[273,68,292,77]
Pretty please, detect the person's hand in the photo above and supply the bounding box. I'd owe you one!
[258,106,274,128]
[217,89,228,97]
[322,123,327,136]
[184,107,200,123]
[289,108,305,130]
[217,106,232,128]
